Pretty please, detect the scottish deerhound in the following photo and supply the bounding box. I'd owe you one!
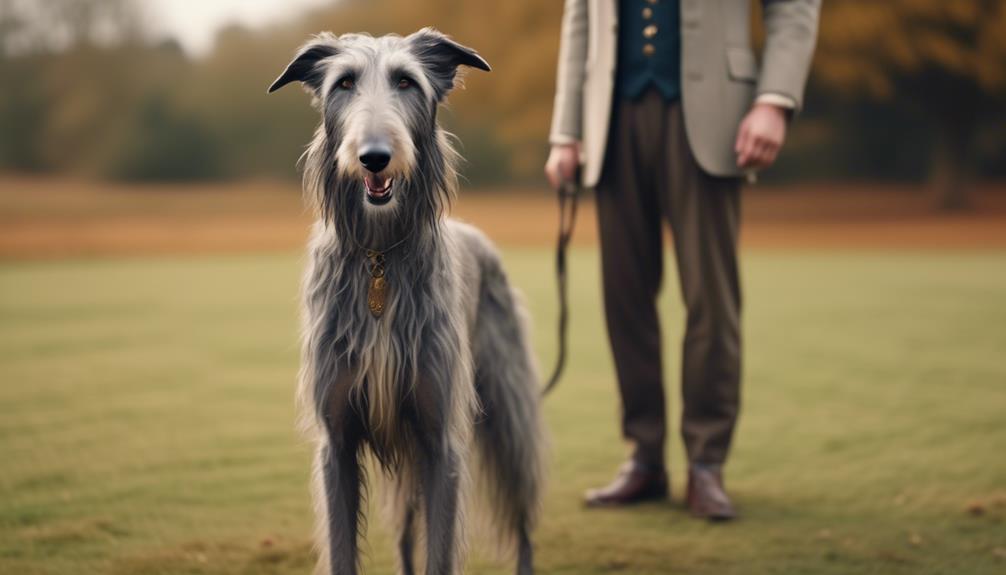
[269,29,546,575]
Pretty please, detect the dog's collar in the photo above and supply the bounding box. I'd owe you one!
[357,233,410,257]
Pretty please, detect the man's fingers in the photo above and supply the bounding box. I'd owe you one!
[736,133,749,166]
[754,140,769,166]
[736,120,752,159]
[743,133,764,167]
[737,130,757,167]
[545,162,559,189]
[745,135,783,169]
[560,158,577,182]
[545,143,581,189]
[757,139,781,168]
[737,149,751,168]
[764,143,780,167]
[735,122,751,156]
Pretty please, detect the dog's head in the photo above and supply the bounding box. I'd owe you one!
[269,29,489,223]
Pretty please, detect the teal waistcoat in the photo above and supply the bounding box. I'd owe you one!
[616,0,681,101]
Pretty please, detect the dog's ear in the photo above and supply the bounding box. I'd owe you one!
[268,35,340,94]
[407,28,491,101]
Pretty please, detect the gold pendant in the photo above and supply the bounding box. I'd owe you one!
[366,249,387,318]
[368,273,386,318]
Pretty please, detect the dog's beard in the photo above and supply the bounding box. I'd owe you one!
[306,132,454,249]
[323,171,421,248]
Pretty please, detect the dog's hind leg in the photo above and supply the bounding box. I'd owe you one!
[471,246,546,575]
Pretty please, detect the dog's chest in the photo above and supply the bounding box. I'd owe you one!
[304,245,472,448]
[303,246,457,380]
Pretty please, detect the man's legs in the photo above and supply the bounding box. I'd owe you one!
[660,102,742,519]
[596,90,669,469]
[585,90,672,507]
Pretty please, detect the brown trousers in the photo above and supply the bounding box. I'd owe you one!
[596,89,742,468]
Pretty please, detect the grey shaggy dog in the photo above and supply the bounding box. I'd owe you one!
[268,29,546,575]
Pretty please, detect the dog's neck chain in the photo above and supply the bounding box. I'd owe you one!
[347,232,410,319]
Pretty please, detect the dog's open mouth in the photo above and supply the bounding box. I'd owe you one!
[365,174,394,205]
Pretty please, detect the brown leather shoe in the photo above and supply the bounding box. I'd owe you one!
[584,461,669,507]
[686,466,737,521]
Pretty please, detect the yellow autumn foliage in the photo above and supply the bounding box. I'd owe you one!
[815,0,1006,98]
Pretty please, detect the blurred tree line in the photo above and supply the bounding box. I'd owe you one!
[0,0,1004,208]
[809,0,1006,208]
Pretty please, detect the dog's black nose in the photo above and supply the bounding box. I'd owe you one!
[359,148,391,174]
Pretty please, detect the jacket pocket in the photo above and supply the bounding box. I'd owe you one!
[726,47,758,83]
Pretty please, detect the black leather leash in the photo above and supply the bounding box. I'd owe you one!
[542,178,581,396]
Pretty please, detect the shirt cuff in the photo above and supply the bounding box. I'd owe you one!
[550,133,580,146]
[755,93,797,110]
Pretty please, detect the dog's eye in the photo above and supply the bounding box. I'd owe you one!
[397,77,412,90]
[337,76,355,90]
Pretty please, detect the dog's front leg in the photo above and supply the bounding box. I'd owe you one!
[397,501,418,575]
[321,436,362,575]
[420,437,462,575]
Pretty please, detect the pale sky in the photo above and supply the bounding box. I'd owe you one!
[144,0,333,56]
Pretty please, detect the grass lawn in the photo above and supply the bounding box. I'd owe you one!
[1,248,1005,574]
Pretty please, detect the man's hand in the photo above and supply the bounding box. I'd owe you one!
[735,103,788,170]
[545,142,581,189]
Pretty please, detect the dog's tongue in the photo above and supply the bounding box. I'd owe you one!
[366,174,391,194]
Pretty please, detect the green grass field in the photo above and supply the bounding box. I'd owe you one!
[2,249,1005,574]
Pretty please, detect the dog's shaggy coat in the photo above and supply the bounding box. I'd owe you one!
[269,29,545,575]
